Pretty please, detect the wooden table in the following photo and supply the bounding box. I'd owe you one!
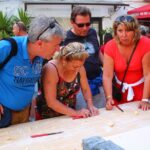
[0,102,150,150]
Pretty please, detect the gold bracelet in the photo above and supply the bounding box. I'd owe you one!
[106,95,112,100]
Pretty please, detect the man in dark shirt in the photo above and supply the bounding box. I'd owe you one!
[63,6,106,109]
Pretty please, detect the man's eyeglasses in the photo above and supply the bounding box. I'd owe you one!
[37,19,57,40]
[75,22,91,28]
[115,15,134,23]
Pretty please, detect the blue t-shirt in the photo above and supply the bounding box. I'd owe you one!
[0,36,43,111]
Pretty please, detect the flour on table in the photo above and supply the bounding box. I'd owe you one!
[107,121,115,127]
[134,110,139,115]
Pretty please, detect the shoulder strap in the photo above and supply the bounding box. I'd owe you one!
[49,62,59,76]
[40,62,60,97]
[120,40,139,89]
[0,38,18,69]
[49,62,60,83]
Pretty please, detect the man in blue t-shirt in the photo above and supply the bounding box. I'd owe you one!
[63,6,106,109]
[0,16,65,128]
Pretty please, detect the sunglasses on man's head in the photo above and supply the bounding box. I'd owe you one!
[37,19,58,40]
[75,22,91,28]
[115,16,134,23]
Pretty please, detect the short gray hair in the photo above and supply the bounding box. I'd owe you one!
[28,16,66,42]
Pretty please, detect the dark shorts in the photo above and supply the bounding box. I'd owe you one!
[0,106,12,128]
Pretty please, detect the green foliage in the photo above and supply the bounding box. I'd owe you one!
[0,11,12,39]
[99,27,113,44]
[100,27,113,44]
[0,9,31,39]
[18,8,31,28]
[100,27,113,36]
[12,8,31,30]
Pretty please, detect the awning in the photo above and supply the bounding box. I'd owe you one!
[127,4,150,19]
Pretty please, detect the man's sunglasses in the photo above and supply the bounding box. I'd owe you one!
[115,15,134,23]
[75,22,91,28]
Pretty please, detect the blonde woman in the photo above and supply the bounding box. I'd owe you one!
[37,42,99,119]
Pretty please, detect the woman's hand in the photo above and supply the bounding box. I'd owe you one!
[76,108,91,118]
[138,101,150,111]
[106,99,114,110]
[88,105,99,116]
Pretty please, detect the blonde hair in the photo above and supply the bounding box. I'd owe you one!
[54,42,89,61]
[113,15,140,44]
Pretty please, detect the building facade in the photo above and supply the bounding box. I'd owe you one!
[0,0,149,44]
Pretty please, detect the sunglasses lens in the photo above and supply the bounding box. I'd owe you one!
[75,22,91,28]
[77,24,84,27]
[86,23,91,26]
